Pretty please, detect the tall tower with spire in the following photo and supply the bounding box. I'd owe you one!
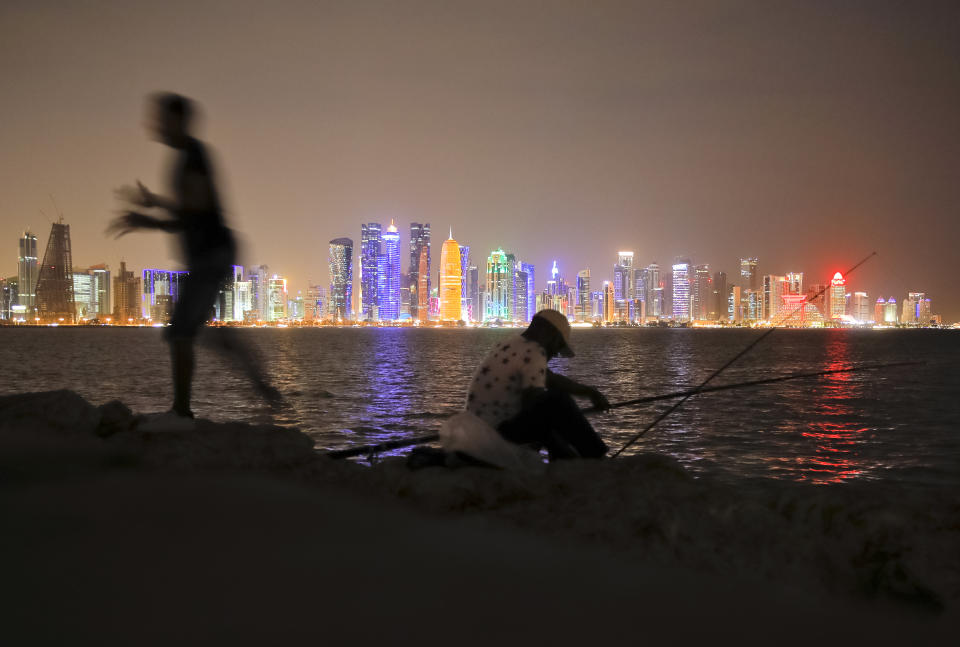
[439,228,462,321]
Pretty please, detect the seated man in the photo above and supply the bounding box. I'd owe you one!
[466,309,610,460]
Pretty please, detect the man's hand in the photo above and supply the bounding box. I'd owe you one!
[114,181,157,208]
[105,211,157,238]
[587,387,611,412]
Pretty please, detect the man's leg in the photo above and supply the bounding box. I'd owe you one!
[499,390,607,459]
[170,336,195,417]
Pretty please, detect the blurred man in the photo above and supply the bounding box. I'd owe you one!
[466,309,610,459]
[109,92,279,418]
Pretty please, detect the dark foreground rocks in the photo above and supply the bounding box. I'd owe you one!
[1,390,957,645]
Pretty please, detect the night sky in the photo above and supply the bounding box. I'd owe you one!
[2,1,958,319]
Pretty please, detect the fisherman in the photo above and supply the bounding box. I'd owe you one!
[466,309,610,459]
[108,92,280,418]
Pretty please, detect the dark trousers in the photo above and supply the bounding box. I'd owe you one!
[498,390,608,460]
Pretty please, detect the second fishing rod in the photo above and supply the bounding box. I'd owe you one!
[611,251,879,457]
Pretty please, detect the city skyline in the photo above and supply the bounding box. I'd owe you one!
[2,2,958,318]
[0,216,947,326]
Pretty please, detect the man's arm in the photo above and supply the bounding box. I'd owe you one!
[546,370,611,411]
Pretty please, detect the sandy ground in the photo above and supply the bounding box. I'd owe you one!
[1,390,956,646]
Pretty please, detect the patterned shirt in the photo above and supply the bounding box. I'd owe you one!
[466,334,548,429]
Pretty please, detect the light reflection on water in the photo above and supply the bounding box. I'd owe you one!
[1,327,958,485]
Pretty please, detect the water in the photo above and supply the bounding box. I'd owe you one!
[2,327,958,485]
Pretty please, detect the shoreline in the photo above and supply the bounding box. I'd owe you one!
[1,389,957,643]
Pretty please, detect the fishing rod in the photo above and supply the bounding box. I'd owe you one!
[325,357,912,460]
[610,251,878,457]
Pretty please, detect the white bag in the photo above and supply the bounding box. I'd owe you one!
[439,411,545,473]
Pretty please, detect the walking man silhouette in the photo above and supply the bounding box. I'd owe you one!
[109,92,280,417]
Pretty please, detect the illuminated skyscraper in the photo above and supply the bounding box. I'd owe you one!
[576,269,590,321]
[740,257,759,292]
[438,229,462,321]
[89,264,111,319]
[671,260,691,322]
[762,275,787,321]
[465,266,479,322]
[0,276,17,321]
[484,248,513,321]
[884,297,898,324]
[18,231,38,318]
[305,284,326,321]
[377,221,402,320]
[520,262,535,322]
[786,272,803,295]
[143,269,189,323]
[328,237,353,322]
[692,264,711,320]
[851,291,870,323]
[246,265,269,321]
[267,275,288,321]
[458,242,469,295]
[614,251,634,301]
[360,223,382,320]
[875,297,886,324]
[409,222,430,321]
[602,281,615,322]
[73,270,93,320]
[828,272,846,320]
[645,263,662,318]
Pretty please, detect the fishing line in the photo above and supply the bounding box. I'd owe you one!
[610,251,878,458]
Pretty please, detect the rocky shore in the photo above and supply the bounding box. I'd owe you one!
[1,390,956,645]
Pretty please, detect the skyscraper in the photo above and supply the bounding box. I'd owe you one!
[645,263,662,319]
[671,260,691,322]
[113,261,140,323]
[762,275,787,322]
[576,269,591,321]
[1,276,18,321]
[485,248,512,321]
[142,269,189,323]
[828,272,846,320]
[884,297,898,324]
[740,257,759,292]
[438,229,462,321]
[614,251,634,301]
[465,266,479,322]
[89,264,111,319]
[378,221,402,320]
[18,231,38,319]
[875,297,886,324]
[602,281,615,323]
[408,222,430,321]
[268,275,288,321]
[520,262,535,322]
[328,237,353,322]
[459,244,470,304]
[305,284,326,322]
[35,222,75,323]
[73,270,93,320]
[712,271,727,322]
[360,222,382,320]
[692,264,711,320]
[246,265,269,322]
[851,291,870,323]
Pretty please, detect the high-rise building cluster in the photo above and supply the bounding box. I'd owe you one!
[0,219,946,327]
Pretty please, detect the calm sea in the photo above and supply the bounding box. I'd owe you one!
[2,327,958,485]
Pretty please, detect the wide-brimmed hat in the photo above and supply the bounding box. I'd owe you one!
[533,309,574,357]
